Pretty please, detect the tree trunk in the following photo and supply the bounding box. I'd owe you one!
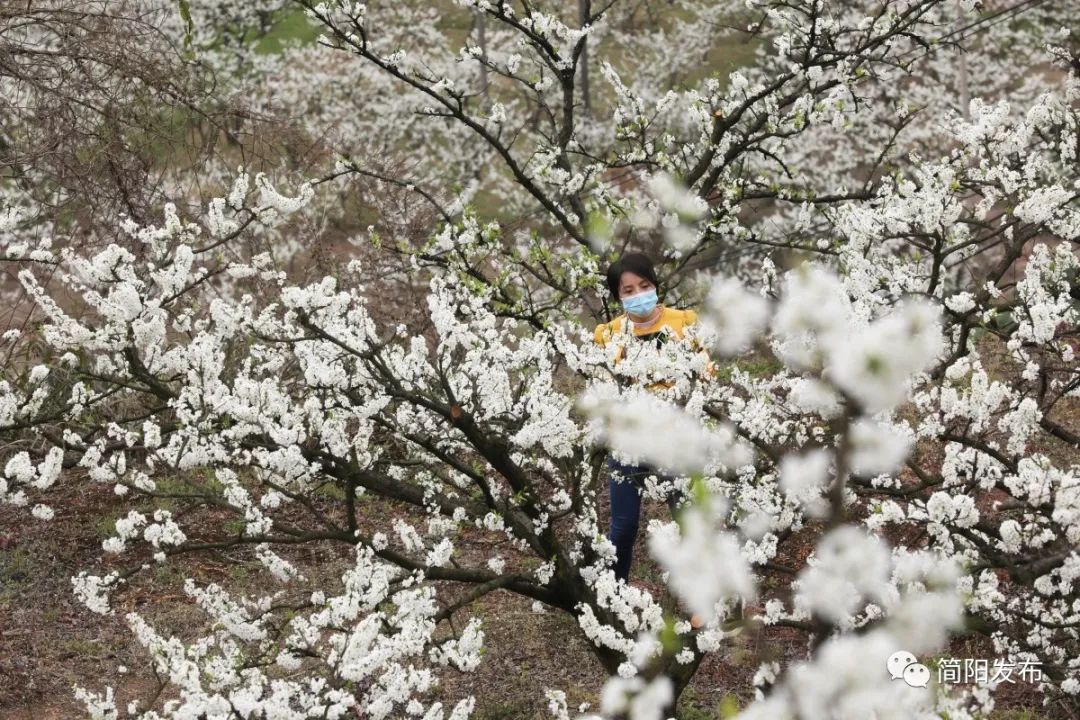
[579,0,591,112]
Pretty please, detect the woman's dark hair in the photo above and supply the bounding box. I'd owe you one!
[605,252,660,301]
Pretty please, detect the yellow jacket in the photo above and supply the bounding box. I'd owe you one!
[593,306,715,391]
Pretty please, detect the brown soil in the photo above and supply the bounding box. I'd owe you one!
[1,473,1066,720]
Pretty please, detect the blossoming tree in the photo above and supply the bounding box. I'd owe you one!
[2,0,1079,718]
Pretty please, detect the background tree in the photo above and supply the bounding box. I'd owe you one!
[1,1,1079,718]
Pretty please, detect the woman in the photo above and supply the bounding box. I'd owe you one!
[593,252,702,585]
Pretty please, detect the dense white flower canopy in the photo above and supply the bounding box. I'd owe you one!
[1,1,1079,719]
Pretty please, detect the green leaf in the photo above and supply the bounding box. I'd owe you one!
[177,0,195,56]
[992,310,1017,332]
[659,614,682,654]
[718,694,741,718]
[584,211,613,251]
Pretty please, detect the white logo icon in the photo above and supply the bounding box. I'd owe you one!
[887,650,931,687]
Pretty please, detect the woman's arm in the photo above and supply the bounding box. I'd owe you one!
[594,322,608,346]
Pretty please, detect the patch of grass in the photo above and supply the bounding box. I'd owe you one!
[986,710,1052,720]
[314,482,347,502]
[153,561,186,586]
[94,511,122,540]
[58,638,107,660]
[41,603,64,624]
[158,470,224,495]
[725,640,755,668]
[433,8,474,46]
[0,545,35,587]
[229,562,254,584]
[675,685,707,720]
[255,9,321,55]
[739,357,785,377]
[689,36,764,90]
[713,355,785,382]
[223,517,247,535]
[473,700,534,720]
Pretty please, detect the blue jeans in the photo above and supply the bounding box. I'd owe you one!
[607,456,684,582]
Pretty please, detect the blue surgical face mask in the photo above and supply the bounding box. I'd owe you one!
[622,288,658,316]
